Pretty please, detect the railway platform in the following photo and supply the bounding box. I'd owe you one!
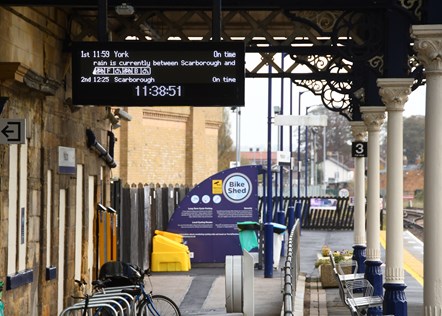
[148,230,424,315]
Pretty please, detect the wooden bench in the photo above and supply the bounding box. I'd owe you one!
[328,253,383,315]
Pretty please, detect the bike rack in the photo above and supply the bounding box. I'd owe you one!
[60,273,173,316]
[60,302,118,315]
[72,294,128,314]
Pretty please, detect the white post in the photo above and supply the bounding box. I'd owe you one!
[361,106,385,299]
[378,78,414,315]
[349,121,367,273]
[242,250,255,316]
[411,24,442,315]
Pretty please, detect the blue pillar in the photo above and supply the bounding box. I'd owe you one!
[296,91,306,228]
[278,54,285,226]
[352,244,366,273]
[287,84,295,232]
[383,283,407,316]
[265,64,274,278]
[365,260,383,316]
[304,125,308,197]
[297,92,302,201]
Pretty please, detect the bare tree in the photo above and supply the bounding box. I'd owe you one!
[380,115,425,166]
[306,106,353,166]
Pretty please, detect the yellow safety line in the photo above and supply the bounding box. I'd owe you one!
[379,230,423,286]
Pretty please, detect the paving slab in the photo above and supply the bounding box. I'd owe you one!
[147,230,424,315]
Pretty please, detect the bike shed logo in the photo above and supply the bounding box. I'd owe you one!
[223,172,252,203]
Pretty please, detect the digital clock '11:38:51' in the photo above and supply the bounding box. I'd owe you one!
[135,85,182,97]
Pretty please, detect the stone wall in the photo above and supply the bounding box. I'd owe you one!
[0,7,112,315]
[0,5,225,315]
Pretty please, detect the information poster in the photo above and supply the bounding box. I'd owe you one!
[167,165,261,263]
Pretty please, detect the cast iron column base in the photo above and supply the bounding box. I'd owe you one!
[365,260,383,316]
[352,244,366,274]
[383,283,407,316]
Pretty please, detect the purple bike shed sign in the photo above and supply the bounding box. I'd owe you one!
[167,165,261,263]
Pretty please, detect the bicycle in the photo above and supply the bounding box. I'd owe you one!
[97,261,181,316]
[61,262,181,316]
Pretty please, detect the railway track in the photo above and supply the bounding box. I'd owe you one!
[403,208,424,242]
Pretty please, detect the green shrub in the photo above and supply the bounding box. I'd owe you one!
[314,248,353,268]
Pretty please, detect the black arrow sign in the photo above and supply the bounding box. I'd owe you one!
[1,122,21,141]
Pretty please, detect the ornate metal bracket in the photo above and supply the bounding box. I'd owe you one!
[67,4,421,121]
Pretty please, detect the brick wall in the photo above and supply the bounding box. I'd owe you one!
[380,168,424,198]
[113,106,223,186]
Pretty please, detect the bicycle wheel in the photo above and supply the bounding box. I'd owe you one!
[137,295,181,316]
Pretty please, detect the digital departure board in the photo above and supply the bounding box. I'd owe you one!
[72,41,245,106]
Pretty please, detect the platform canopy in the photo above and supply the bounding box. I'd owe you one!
[4,0,439,119]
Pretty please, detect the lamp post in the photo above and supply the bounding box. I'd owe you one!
[236,107,241,166]
[264,65,274,278]
[230,106,241,167]
[296,91,307,220]
[305,121,308,197]
[311,128,317,189]
[323,125,327,194]
[287,84,295,232]
[304,104,318,195]
[278,54,285,226]
[305,105,313,197]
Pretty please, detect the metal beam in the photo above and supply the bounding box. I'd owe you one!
[212,0,221,41]
[0,0,395,10]
[98,0,108,42]
[247,72,353,81]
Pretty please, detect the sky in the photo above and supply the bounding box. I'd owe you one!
[229,78,426,152]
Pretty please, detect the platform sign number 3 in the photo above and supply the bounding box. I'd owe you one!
[352,141,367,158]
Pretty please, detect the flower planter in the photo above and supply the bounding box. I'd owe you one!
[319,263,339,288]
[317,255,353,288]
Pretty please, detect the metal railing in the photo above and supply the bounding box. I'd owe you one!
[282,219,301,315]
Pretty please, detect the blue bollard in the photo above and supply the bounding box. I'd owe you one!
[287,205,295,232]
[295,201,302,221]
[276,210,285,256]
[264,223,274,278]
